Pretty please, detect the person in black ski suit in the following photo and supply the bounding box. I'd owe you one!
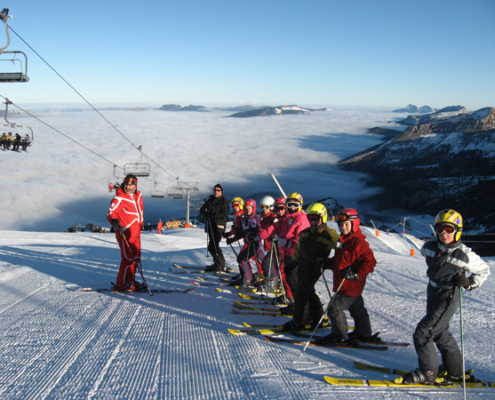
[200,184,230,272]
[400,209,490,385]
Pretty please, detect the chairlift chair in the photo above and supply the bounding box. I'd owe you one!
[123,146,151,177]
[0,9,29,83]
[150,182,165,198]
[1,99,33,150]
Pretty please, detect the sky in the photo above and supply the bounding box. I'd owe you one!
[0,0,494,110]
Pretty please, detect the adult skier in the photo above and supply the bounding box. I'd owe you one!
[107,174,144,291]
[282,203,340,330]
[200,184,230,272]
[399,209,490,385]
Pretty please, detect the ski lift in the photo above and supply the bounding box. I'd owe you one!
[150,182,165,198]
[0,9,29,83]
[123,146,151,177]
[107,165,122,193]
[167,186,184,198]
[1,99,33,149]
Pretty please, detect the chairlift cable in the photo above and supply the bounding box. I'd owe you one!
[6,25,179,181]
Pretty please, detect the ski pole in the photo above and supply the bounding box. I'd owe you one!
[273,243,288,304]
[122,233,153,297]
[459,287,466,400]
[320,266,332,298]
[267,173,287,197]
[301,278,346,355]
[229,243,239,258]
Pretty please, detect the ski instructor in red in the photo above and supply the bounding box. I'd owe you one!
[107,174,144,291]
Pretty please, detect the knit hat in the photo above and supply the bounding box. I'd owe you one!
[214,183,223,192]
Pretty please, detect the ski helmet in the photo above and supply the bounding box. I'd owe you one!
[245,199,257,214]
[434,209,463,242]
[274,197,287,207]
[287,192,303,213]
[338,208,360,233]
[306,203,328,224]
[260,196,275,211]
[231,197,244,210]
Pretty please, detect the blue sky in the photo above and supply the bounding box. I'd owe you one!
[1,0,494,110]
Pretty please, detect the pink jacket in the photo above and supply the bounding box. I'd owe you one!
[259,211,310,257]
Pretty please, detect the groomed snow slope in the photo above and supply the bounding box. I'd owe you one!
[0,223,494,399]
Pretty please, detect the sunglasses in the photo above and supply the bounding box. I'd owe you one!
[287,202,300,209]
[275,206,286,211]
[307,215,320,222]
[124,178,138,185]
[214,189,222,192]
[435,224,456,235]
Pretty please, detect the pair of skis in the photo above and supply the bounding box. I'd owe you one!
[324,361,494,389]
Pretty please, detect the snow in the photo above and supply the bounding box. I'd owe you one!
[1,224,494,399]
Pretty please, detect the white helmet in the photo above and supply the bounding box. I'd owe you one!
[260,196,275,211]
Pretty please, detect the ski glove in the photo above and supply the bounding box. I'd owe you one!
[285,261,298,275]
[226,237,237,245]
[315,260,325,273]
[112,219,122,231]
[277,238,290,247]
[341,267,359,280]
[452,273,475,290]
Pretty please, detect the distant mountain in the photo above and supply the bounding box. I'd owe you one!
[215,105,267,112]
[392,104,435,114]
[229,105,329,118]
[158,104,208,112]
[340,107,495,251]
[397,105,467,126]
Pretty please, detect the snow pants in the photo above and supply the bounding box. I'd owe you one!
[293,266,323,326]
[115,228,141,288]
[237,241,264,281]
[413,284,462,375]
[207,221,226,270]
[327,294,372,339]
[282,255,297,299]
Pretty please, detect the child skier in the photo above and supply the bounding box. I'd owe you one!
[318,208,377,344]
[399,209,490,385]
[226,199,265,287]
[282,203,340,331]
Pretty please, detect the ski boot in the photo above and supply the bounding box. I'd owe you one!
[315,333,346,345]
[395,368,442,385]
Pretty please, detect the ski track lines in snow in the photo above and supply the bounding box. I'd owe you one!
[1,229,494,399]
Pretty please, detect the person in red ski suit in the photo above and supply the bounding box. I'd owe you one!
[318,208,377,344]
[107,174,144,291]
[258,193,310,306]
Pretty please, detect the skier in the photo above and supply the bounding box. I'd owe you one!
[200,184,230,272]
[223,197,245,239]
[399,209,490,385]
[226,199,265,287]
[107,174,144,291]
[258,192,310,308]
[282,203,340,331]
[318,208,377,344]
[258,195,279,291]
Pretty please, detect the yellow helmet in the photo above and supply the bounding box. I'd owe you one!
[231,197,244,210]
[306,203,328,224]
[287,192,303,213]
[434,209,463,242]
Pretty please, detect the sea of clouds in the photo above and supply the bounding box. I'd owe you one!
[1,106,405,231]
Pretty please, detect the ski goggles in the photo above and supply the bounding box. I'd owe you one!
[307,214,321,222]
[232,203,241,208]
[434,224,457,235]
[287,202,301,209]
[261,205,271,210]
[275,205,286,211]
[338,213,358,222]
[123,177,138,185]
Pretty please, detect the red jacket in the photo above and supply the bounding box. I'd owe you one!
[107,188,144,233]
[260,211,277,251]
[328,228,376,297]
[259,211,310,257]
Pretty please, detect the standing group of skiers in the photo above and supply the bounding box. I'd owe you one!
[106,178,490,386]
[197,183,490,386]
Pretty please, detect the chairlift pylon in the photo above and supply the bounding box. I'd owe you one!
[0,9,29,83]
[123,146,151,177]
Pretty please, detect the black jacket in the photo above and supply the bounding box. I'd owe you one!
[201,195,230,229]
